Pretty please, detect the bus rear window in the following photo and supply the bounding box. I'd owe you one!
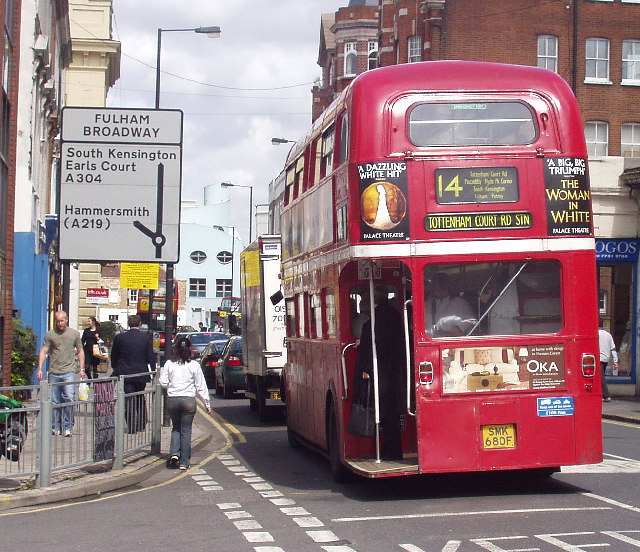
[424,260,561,337]
[409,102,537,147]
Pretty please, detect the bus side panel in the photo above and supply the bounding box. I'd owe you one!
[286,340,304,437]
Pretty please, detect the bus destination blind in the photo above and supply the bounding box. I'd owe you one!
[435,166,519,204]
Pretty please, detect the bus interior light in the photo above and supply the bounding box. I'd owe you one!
[581,354,596,377]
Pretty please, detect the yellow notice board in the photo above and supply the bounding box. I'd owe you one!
[120,263,159,290]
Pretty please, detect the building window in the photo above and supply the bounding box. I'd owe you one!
[408,35,421,63]
[189,278,206,297]
[368,41,378,70]
[344,42,357,76]
[128,289,138,304]
[215,279,231,297]
[621,123,640,157]
[585,38,610,82]
[537,35,558,72]
[622,40,640,84]
[190,250,207,264]
[585,121,609,157]
[216,250,232,264]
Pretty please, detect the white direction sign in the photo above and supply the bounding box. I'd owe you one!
[59,107,183,263]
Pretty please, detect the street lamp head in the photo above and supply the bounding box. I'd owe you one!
[195,26,221,38]
[220,181,233,188]
[271,137,295,145]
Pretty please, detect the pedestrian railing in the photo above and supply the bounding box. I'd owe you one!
[0,371,162,488]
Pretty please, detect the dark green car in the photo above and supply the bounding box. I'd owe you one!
[214,336,245,398]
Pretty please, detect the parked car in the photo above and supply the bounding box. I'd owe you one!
[214,336,245,398]
[200,338,230,388]
[182,331,227,360]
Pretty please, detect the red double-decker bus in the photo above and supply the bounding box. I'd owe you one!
[280,61,602,481]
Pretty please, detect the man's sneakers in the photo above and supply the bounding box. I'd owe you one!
[64,429,72,437]
[179,464,189,471]
[167,455,179,469]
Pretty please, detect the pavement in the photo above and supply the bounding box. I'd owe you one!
[0,409,228,512]
[0,397,638,512]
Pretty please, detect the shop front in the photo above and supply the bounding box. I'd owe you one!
[596,238,638,393]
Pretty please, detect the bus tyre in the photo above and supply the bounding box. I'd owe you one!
[327,405,350,483]
[287,425,300,448]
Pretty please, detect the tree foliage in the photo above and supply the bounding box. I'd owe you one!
[11,318,38,386]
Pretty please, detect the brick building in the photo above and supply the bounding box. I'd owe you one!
[0,0,21,385]
[311,0,640,394]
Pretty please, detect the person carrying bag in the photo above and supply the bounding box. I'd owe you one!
[347,377,375,437]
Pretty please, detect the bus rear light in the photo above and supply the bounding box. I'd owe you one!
[581,354,596,377]
[419,361,434,385]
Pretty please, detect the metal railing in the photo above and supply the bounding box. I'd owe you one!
[0,371,162,487]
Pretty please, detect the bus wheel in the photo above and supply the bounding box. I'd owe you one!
[287,425,300,448]
[327,405,350,483]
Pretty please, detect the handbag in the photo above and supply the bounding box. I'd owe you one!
[346,379,376,437]
[92,343,109,360]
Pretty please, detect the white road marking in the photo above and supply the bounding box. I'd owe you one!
[332,506,609,523]
[201,485,223,491]
[254,548,285,552]
[217,502,241,510]
[234,520,262,530]
[582,492,640,514]
[251,482,274,491]
[271,498,296,506]
[293,516,324,528]
[225,510,253,520]
[281,506,311,516]
[562,453,640,474]
[243,531,275,543]
[307,530,340,543]
[322,547,358,552]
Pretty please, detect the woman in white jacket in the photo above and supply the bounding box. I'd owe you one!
[159,337,211,470]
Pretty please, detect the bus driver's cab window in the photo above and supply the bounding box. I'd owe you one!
[424,261,562,337]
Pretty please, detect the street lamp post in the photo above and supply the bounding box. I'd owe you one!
[271,137,296,145]
[221,181,254,244]
[214,225,235,296]
[155,25,220,366]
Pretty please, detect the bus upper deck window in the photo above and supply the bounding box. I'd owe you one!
[408,101,537,147]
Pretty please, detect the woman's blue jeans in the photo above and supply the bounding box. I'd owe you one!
[167,396,197,467]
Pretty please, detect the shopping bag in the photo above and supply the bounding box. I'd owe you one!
[346,379,375,437]
[78,382,90,401]
[92,343,109,360]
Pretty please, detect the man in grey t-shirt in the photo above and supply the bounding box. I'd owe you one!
[37,311,85,436]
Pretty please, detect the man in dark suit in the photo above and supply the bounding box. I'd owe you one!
[111,314,156,433]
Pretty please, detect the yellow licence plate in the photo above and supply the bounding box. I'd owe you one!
[482,424,516,449]
[270,392,281,400]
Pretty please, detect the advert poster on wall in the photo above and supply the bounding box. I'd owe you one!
[544,157,592,237]
[358,162,410,242]
[442,344,566,394]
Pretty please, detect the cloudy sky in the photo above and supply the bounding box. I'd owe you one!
[107,0,345,244]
